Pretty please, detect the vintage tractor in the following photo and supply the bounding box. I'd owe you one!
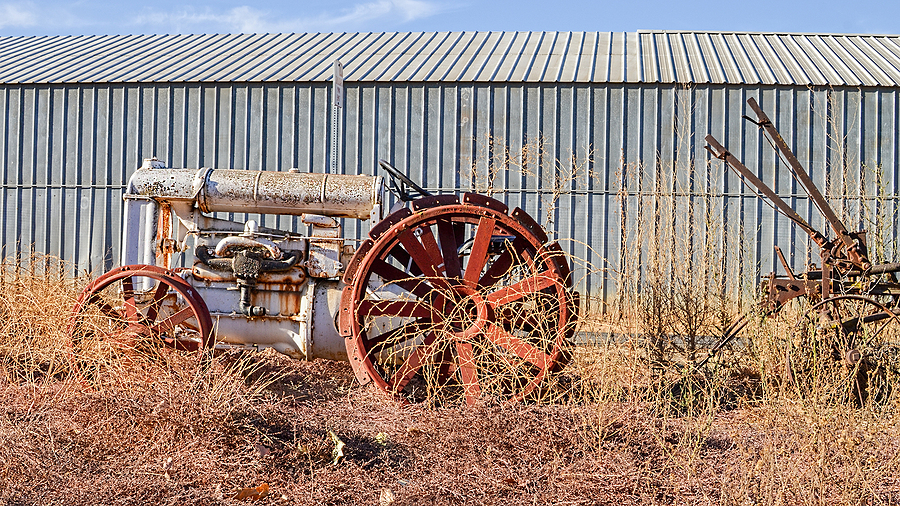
[68,158,579,405]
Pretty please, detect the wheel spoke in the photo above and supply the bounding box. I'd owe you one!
[486,324,551,370]
[387,245,421,276]
[497,306,548,331]
[397,229,456,292]
[103,330,131,349]
[437,346,456,382]
[478,237,535,288]
[371,259,436,299]
[151,307,194,334]
[92,301,125,321]
[478,246,515,288]
[456,341,481,406]
[464,217,496,284]
[437,219,463,279]
[871,315,897,341]
[121,277,138,320]
[389,332,439,392]
[487,272,558,307]
[454,221,466,249]
[144,282,169,323]
[160,337,204,352]
[365,318,432,349]
[398,229,444,280]
[418,226,446,277]
[357,299,437,320]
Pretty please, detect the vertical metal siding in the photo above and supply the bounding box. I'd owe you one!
[1,81,899,308]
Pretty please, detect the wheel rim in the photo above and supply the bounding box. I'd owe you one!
[340,193,578,406]
[790,295,900,404]
[67,265,213,377]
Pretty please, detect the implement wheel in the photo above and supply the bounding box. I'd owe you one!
[789,295,900,404]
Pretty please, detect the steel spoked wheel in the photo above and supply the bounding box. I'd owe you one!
[67,265,214,378]
[789,295,900,404]
[340,194,578,406]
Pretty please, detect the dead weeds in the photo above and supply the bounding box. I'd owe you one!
[0,262,899,505]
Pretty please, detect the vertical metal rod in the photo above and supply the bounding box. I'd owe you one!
[331,60,344,175]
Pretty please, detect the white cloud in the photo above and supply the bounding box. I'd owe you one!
[0,2,38,28]
[225,6,271,34]
[0,2,98,34]
[133,0,452,34]
[134,6,272,34]
[392,0,442,22]
[310,0,443,28]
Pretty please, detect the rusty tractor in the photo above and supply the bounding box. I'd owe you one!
[68,158,579,405]
[705,98,900,402]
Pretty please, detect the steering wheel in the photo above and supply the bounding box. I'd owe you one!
[378,160,433,201]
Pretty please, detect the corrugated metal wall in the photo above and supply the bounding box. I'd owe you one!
[2,82,898,308]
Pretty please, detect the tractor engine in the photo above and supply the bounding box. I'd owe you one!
[120,157,384,362]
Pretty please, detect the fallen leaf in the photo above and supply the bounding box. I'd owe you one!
[254,442,271,457]
[329,430,345,464]
[234,483,270,501]
[379,487,396,506]
[406,426,431,436]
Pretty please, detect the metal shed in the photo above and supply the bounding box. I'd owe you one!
[2,31,900,308]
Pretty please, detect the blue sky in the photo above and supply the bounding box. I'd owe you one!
[0,0,898,36]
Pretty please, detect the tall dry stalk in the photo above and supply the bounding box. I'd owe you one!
[464,133,595,231]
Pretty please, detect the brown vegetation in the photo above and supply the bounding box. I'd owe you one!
[0,256,898,505]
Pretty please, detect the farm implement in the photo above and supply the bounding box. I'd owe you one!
[705,98,900,402]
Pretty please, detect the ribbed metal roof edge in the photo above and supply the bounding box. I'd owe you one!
[0,31,899,86]
[635,29,900,37]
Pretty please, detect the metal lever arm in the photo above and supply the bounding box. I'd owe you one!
[705,134,827,247]
[745,98,855,252]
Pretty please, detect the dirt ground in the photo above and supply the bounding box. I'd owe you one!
[1,347,897,506]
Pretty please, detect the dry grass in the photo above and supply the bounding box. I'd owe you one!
[1,256,899,505]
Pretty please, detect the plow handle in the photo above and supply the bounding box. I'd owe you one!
[704,134,827,246]
[745,98,856,253]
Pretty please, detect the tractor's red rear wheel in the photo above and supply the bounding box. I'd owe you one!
[339,194,578,405]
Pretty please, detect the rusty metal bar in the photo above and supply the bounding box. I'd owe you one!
[745,98,855,251]
[705,134,827,246]
[846,262,900,277]
[774,245,796,281]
